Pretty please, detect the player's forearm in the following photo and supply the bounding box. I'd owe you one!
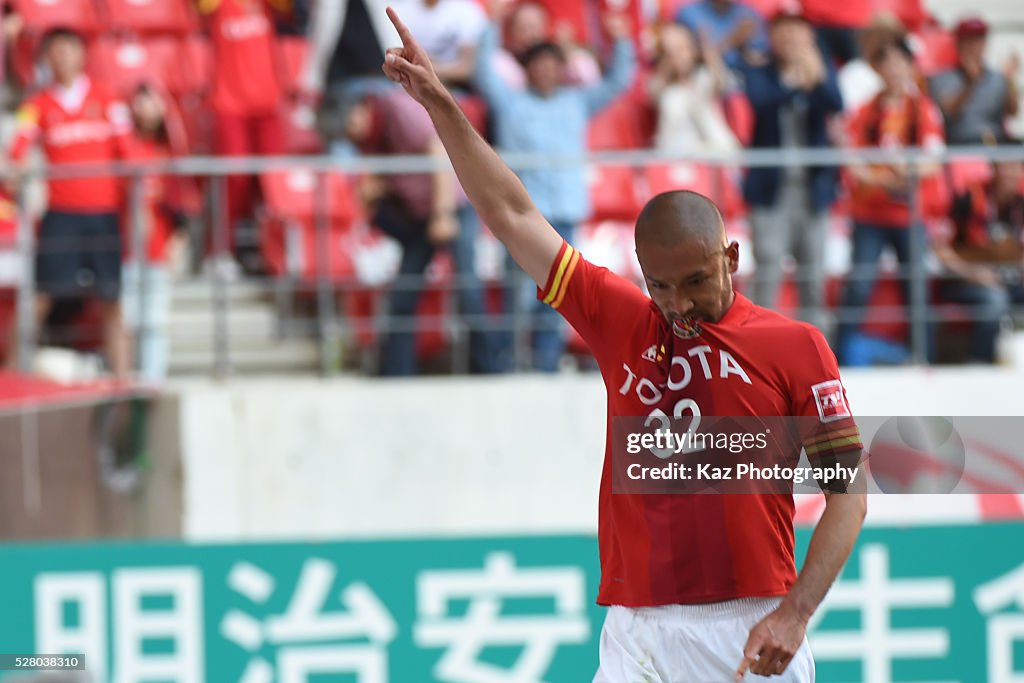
[781,489,866,621]
[421,89,532,219]
[427,139,456,218]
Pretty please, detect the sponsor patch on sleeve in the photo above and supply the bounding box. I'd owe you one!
[811,379,851,423]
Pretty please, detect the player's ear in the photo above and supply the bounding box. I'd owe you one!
[725,240,740,274]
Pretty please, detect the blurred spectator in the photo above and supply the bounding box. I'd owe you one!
[5,28,131,377]
[342,90,499,376]
[742,6,842,330]
[490,1,600,88]
[838,36,944,363]
[930,17,1019,146]
[800,0,871,66]
[648,23,739,154]
[474,11,635,372]
[400,0,487,90]
[934,159,1024,363]
[303,0,398,100]
[199,0,288,266]
[121,85,193,383]
[675,0,768,70]
[837,14,904,112]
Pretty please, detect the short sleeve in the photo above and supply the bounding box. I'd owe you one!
[537,241,651,360]
[788,326,863,462]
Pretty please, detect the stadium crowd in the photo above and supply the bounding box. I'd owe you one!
[0,0,1022,379]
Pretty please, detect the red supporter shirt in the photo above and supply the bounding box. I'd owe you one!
[200,0,285,115]
[121,136,176,264]
[847,92,945,229]
[539,242,862,606]
[10,77,131,213]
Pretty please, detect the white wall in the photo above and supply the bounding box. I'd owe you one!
[175,368,1024,541]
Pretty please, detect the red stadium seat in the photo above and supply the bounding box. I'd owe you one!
[456,94,489,137]
[587,165,642,221]
[644,163,743,218]
[260,170,360,279]
[261,170,358,225]
[98,0,196,34]
[913,26,958,77]
[12,0,101,33]
[87,37,170,97]
[948,157,992,193]
[533,0,586,43]
[280,102,324,154]
[587,95,648,150]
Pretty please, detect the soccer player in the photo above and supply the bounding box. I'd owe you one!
[381,7,867,680]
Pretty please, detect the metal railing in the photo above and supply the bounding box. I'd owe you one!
[6,143,1024,377]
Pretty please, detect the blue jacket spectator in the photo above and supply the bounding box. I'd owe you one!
[742,55,844,211]
[474,22,635,227]
[741,7,844,332]
[474,17,635,373]
[676,0,768,69]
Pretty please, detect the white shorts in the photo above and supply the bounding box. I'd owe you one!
[592,597,814,683]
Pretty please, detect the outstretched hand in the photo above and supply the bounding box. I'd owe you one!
[382,7,445,105]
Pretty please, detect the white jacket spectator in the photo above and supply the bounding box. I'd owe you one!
[649,23,738,153]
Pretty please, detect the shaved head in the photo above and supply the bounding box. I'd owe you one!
[635,190,726,249]
[634,190,739,325]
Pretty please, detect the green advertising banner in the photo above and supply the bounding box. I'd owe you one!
[0,523,1022,682]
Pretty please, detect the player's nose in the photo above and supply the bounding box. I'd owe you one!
[667,291,696,318]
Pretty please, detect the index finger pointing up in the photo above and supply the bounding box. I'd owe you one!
[386,6,414,45]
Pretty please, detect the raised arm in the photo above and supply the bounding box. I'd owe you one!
[382,6,562,286]
[582,15,636,116]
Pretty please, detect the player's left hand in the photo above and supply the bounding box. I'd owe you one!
[735,603,807,679]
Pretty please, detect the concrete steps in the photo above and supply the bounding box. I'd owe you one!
[167,276,320,377]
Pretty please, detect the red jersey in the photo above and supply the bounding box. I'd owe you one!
[200,0,285,115]
[539,242,862,606]
[10,77,131,212]
[847,92,945,228]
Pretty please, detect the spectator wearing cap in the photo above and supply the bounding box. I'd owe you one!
[934,159,1024,363]
[474,9,635,372]
[342,89,500,376]
[930,17,1020,146]
[6,27,132,377]
[675,0,768,70]
[741,5,843,331]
